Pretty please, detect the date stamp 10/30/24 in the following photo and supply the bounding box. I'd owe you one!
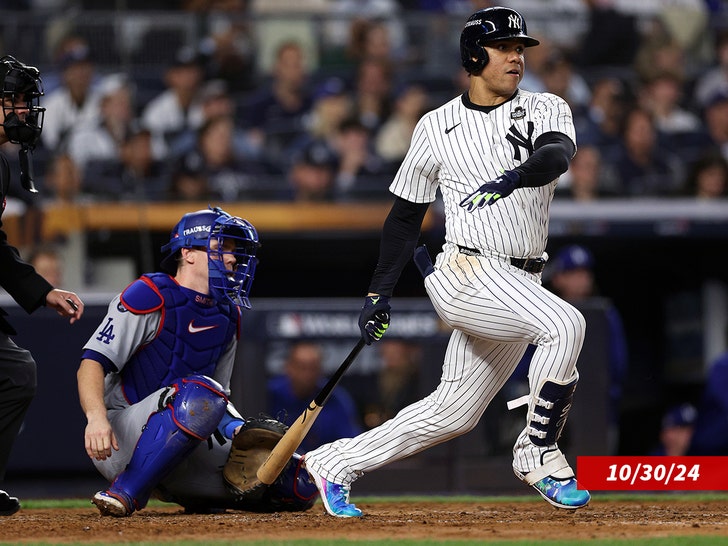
[576,457,728,491]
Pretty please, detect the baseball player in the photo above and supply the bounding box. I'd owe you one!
[0,55,84,516]
[78,207,317,516]
[304,6,590,517]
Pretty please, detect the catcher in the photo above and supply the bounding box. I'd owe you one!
[77,207,317,517]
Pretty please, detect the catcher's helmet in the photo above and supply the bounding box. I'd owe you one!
[160,206,259,308]
[460,7,540,74]
[0,55,45,192]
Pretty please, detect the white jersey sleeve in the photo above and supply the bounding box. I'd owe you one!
[390,90,575,259]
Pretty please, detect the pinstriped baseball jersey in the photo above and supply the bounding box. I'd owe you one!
[303,7,592,516]
[389,90,575,259]
[305,90,586,490]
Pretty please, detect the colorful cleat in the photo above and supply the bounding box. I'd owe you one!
[92,490,134,517]
[305,465,362,518]
[529,476,590,509]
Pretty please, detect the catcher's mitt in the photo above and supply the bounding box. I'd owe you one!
[223,417,288,501]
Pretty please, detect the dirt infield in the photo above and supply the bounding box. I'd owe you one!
[1,497,727,544]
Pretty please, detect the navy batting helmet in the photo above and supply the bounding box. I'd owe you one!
[460,7,540,74]
[160,206,259,308]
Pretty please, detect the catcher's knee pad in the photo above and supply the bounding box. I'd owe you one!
[170,375,228,439]
[509,372,578,447]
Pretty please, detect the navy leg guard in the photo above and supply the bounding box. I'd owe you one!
[527,372,578,447]
[108,375,228,513]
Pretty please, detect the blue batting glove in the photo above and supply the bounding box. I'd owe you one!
[459,170,520,211]
[358,295,391,345]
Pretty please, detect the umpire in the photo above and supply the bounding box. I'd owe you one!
[0,55,84,516]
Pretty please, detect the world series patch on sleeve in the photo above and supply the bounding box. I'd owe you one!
[577,456,728,491]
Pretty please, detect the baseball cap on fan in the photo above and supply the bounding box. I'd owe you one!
[294,141,337,169]
[170,45,205,69]
[704,88,728,111]
[551,245,594,274]
[661,403,697,429]
[313,77,348,101]
[58,43,92,70]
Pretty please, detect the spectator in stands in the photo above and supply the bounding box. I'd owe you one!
[268,341,362,452]
[41,33,92,94]
[649,403,697,456]
[67,74,135,173]
[633,16,689,85]
[700,90,728,162]
[42,153,82,204]
[608,106,684,196]
[242,41,314,173]
[637,70,706,166]
[140,46,207,160]
[323,0,409,69]
[331,117,390,200]
[351,57,394,134]
[514,34,590,111]
[195,2,257,93]
[291,77,354,159]
[342,17,408,73]
[692,30,728,111]
[168,79,261,166]
[82,122,168,201]
[683,150,728,199]
[361,339,422,430]
[374,82,429,168]
[41,39,100,154]
[688,350,728,455]
[573,76,630,165]
[286,140,338,202]
[555,144,620,201]
[178,114,263,201]
[532,48,591,114]
[166,162,219,202]
[26,243,63,288]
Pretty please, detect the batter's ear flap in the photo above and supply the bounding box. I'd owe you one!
[468,42,488,75]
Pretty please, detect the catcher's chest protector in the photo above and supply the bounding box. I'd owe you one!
[120,273,239,403]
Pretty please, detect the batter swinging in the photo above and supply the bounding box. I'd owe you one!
[304,6,590,517]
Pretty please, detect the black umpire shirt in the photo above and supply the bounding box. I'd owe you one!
[0,152,53,335]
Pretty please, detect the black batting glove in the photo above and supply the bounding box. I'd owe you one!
[358,295,391,345]
[459,169,520,211]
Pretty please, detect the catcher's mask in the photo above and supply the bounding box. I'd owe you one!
[460,6,540,75]
[0,55,45,192]
[160,206,259,308]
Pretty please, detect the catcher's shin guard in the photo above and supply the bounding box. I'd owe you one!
[108,375,227,513]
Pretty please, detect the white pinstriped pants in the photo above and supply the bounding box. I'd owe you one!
[305,245,586,485]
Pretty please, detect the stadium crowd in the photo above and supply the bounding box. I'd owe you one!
[2,0,727,217]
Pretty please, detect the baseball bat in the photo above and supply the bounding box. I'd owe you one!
[256,337,366,484]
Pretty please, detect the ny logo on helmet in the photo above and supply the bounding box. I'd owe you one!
[508,14,521,29]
